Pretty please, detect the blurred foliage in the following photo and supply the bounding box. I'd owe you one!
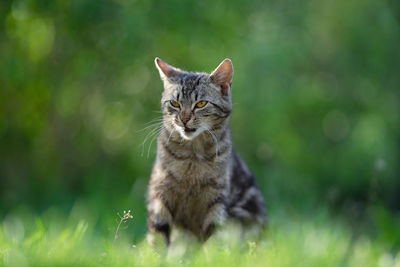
[1,0,400,253]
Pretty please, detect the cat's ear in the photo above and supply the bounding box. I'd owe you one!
[155,57,180,81]
[210,58,233,95]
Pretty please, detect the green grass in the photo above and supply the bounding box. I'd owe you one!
[1,208,399,267]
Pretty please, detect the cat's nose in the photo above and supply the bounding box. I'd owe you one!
[180,117,189,125]
[179,113,190,125]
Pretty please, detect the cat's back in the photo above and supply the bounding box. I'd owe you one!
[227,151,267,225]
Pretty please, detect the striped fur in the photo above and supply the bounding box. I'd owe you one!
[147,58,266,245]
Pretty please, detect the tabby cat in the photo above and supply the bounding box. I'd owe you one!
[147,58,266,246]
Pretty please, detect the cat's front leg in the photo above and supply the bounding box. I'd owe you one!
[147,198,173,247]
[201,196,227,242]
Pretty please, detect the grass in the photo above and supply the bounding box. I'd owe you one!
[0,207,399,267]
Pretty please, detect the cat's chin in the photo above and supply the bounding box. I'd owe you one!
[177,127,202,140]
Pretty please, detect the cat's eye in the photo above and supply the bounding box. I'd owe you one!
[195,101,208,109]
[170,100,180,108]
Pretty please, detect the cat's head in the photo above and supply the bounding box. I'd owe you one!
[155,58,233,140]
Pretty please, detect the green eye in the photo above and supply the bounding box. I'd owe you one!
[170,100,180,108]
[195,101,208,108]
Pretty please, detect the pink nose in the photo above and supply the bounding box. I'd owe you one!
[179,113,190,125]
[181,117,189,125]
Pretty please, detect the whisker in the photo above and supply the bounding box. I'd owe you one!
[140,125,162,156]
[136,122,162,133]
[143,117,163,125]
[136,116,163,133]
[166,128,175,146]
[147,126,163,158]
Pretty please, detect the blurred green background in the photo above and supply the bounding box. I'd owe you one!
[1,0,400,252]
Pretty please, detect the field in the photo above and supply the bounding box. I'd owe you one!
[2,207,399,267]
[1,0,400,265]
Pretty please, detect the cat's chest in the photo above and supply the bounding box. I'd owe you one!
[161,158,229,215]
[167,158,220,180]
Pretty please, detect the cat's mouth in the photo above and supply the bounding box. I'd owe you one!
[184,127,196,133]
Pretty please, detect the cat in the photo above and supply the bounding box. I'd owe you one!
[146,58,266,246]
